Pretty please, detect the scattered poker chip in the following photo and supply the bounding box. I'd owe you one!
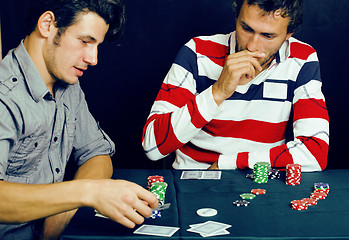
[290,199,308,210]
[240,193,256,200]
[150,210,162,219]
[310,192,327,200]
[301,198,317,206]
[290,181,330,211]
[233,200,250,207]
[251,189,266,195]
[269,169,281,179]
[196,208,218,217]
[313,188,330,195]
[245,173,254,179]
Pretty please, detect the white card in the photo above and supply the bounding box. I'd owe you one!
[187,221,231,235]
[180,171,221,179]
[202,171,221,179]
[200,229,230,237]
[134,224,179,237]
[180,171,203,179]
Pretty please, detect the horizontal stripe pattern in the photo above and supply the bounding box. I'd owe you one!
[142,32,329,171]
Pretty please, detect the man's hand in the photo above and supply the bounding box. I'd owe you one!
[40,210,76,240]
[212,50,265,105]
[89,179,158,229]
[208,161,219,170]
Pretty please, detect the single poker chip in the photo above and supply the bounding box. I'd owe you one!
[251,189,266,195]
[233,200,250,207]
[196,208,218,217]
[246,173,254,179]
[240,193,256,199]
[301,198,318,206]
[314,182,330,190]
[310,192,327,200]
[150,210,162,219]
[290,199,308,211]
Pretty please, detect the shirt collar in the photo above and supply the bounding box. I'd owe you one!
[14,40,51,102]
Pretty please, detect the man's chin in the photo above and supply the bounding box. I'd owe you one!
[56,77,79,86]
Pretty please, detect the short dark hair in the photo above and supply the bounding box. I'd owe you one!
[24,0,125,42]
[233,0,303,33]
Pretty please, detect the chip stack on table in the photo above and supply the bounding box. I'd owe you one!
[290,182,330,211]
[147,175,164,189]
[285,164,301,185]
[253,162,270,183]
[311,182,330,200]
[148,179,168,219]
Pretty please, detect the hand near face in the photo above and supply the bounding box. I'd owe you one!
[212,50,265,106]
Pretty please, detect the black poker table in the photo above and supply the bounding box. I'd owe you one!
[60,168,349,239]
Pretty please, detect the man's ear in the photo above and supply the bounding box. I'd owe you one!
[37,11,56,38]
[286,32,293,41]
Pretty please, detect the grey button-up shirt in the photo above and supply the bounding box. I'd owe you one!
[0,42,115,239]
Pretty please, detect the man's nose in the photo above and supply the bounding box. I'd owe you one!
[84,46,98,66]
[246,34,260,52]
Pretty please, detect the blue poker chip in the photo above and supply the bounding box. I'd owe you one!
[150,210,162,219]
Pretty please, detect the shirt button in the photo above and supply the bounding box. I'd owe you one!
[12,77,17,82]
[55,168,60,173]
[53,136,58,142]
[34,142,38,148]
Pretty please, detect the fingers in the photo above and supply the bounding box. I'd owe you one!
[213,50,266,105]
[94,180,158,229]
[225,50,264,73]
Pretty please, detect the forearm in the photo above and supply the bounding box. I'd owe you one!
[0,179,92,223]
[74,154,113,180]
[143,86,221,160]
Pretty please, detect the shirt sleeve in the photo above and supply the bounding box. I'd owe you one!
[71,85,115,166]
[0,99,18,179]
[142,42,222,161]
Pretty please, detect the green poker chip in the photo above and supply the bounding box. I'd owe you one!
[240,193,256,200]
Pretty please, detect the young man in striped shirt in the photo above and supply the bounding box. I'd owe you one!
[142,0,329,171]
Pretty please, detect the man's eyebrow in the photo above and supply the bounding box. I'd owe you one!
[240,21,254,32]
[240,20,277,37]
[80,35,98,42]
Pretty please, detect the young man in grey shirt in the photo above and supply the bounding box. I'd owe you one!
[0,0,158,239]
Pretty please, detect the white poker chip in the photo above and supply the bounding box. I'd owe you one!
[196,208,218,217]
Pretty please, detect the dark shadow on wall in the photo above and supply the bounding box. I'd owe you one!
[1,0,349,170]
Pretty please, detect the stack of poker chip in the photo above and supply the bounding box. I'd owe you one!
[311,182,330,200]
[253,162,270,184]
[147,176,167,219]
[290,182,330,211]
[285,164,301,185]
[147,175,164,189]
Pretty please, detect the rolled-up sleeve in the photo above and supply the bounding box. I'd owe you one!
[71,86,115,166]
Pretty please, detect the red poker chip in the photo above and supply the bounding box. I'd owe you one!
[147,175,164,188]
[313,189,329,195]
[301,198,318,206]
[291,199,308,210]
[310,192,326,200]
[251,189,266,195]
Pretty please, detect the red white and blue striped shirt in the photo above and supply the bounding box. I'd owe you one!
[142,32,329,171]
